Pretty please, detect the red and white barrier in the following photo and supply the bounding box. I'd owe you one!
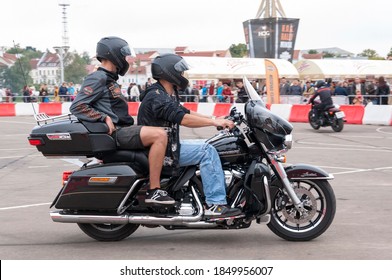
[1,102,391,126]
[363,103,392,126]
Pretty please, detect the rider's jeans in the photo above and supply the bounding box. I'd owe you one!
[178,140,227,206]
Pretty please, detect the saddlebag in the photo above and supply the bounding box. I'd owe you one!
[54,164,138,210]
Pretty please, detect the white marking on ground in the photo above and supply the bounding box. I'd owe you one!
[0,202,51,211]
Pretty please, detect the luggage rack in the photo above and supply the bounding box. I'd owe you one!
[34,113,76,125]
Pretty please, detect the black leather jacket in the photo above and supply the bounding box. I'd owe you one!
[138,82,190,168]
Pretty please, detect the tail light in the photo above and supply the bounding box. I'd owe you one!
[62,171,74,186]
[28,137,44,146]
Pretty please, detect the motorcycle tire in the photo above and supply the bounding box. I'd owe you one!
[331,117,344,132]
[78,223,140,242]
[267,179,336,241]
[308,111,320,130]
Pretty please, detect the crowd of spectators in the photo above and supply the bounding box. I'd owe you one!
[1,76,391,106]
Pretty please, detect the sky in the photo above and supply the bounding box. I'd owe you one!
[1,0,391,57]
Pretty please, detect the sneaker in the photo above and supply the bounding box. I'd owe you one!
[145,188,175,205]
[204,205,242,218]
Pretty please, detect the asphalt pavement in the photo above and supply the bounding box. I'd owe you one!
[0,116,392,260]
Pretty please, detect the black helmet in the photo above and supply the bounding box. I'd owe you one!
[316,80,326,88]
[151,54,189,90]
[96,36,135,76]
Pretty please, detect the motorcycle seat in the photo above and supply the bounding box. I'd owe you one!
[99,150,174,176]
[325,104,335,111]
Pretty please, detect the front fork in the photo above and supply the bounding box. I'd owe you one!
[268,154,305,213]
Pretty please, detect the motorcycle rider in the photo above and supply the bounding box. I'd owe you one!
[308,80,333,125]
[137,53,241,217]
[70,36,174,205]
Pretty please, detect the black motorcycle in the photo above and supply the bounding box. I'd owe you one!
[308,100,345,132]
[28,77,336,242]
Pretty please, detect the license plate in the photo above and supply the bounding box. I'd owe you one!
[335,111,345,119]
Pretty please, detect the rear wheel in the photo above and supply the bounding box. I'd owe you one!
[331,116,344,132]
[78,223,139,241]
[267,179,336,241]
[308,111,320,130]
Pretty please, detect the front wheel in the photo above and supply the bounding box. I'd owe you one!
[267,180,336,241]
[78,223,139,241]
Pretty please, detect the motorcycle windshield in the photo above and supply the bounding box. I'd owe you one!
[242,76,293,150]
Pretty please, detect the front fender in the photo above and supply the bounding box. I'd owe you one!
[284,164,334,180]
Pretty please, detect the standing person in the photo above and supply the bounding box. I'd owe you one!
[22,85,31,103]
[222,83,233,103]
[351,78,365,104]
[200,84,207,102]
[303,81,315,103]
[5,88,13,103]
[235,80,248,103]
[288,79,302,95]
[39,84,49,103]
[279,77,290,95]
[53,85,60,102]
[126,83,132,101]
[70,36,172,205]
[130,83,140,101]
[216,81,224,102]
[138,53,241,217]
[208,80,215,103]
[67,82,76,101]
[376,76,390,105]
[59,82,68,101]
[145,77,153,90]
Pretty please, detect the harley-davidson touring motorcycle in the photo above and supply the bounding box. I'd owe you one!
[308,99,346,132]
[28,77,336,242]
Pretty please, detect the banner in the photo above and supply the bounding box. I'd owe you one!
[265,59,280,104]
[243,18,299,62]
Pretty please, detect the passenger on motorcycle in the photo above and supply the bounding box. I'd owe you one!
[70,36,172,205]
[308,80,333,124]
[137,53,241,217]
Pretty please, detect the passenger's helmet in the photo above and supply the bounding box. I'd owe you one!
[151,54,190,90]
[316,80,326,88]
[96,36,135,76]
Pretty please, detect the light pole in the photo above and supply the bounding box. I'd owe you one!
[53,46,69,84]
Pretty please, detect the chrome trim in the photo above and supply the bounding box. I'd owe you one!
[284,134,293,149]
[290,174,334,181]
[262,176,272,215]
[117,178,147,214]
[50,186,204,226]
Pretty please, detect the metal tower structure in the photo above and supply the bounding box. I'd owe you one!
[255,0,286,18]
[59,0,70,48]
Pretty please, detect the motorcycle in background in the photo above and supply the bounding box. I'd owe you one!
[308,100,346,132]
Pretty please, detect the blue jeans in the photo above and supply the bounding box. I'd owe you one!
[178,140,227,206]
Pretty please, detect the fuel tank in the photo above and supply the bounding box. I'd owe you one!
[207,133,249,165]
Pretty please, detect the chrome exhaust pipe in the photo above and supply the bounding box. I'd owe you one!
[50,186,204,226]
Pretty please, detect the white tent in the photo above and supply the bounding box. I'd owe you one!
[295,59,392,80]
[183,57,299,80]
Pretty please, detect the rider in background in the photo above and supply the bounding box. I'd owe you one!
[308,80,333,124]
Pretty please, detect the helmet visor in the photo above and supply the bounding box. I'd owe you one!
[120,45,136,58]
[174,59,189,72]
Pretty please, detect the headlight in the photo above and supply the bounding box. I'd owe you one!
[284,134,293,149]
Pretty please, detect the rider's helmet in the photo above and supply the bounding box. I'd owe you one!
[151,53,190,90]
[96,36,135,76]
[315,80,326,88]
